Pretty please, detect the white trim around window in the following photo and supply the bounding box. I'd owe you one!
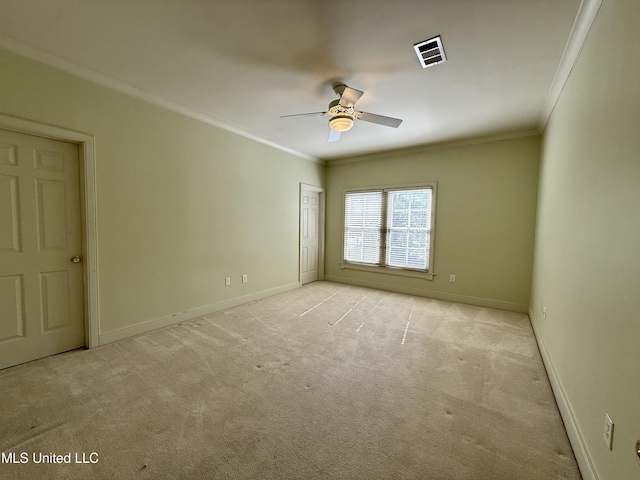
[341,183,436,280]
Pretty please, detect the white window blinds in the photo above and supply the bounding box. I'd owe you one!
[344,191,383,265]
[343,186,435,273]
[386,188,432,270]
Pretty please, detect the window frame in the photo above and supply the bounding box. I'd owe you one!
[341,183,437,279]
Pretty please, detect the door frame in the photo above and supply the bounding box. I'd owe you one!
[0,114,99,348]
[299,183,325,284]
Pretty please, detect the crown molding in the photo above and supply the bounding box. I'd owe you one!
[325,129,540,166]
[538,0,605,131]
[0,34,321,165]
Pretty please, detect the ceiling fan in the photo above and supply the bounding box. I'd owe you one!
[280,84,403,142]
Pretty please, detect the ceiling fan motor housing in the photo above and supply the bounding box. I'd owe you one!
[328,99,354,117]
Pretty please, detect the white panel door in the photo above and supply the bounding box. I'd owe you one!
[300,189,319,284]
[0,129,84,370]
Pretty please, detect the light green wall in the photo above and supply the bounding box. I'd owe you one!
[325,136,540,310]
[0,48,324,335]
[530,0,640,478]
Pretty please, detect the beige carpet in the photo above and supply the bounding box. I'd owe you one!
[0,281,581,479]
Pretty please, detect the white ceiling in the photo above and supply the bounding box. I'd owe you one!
[0,0,583,161]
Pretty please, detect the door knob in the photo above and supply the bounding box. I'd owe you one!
[71,256,82,263]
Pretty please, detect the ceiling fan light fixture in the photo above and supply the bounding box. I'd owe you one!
[329,115,354,132]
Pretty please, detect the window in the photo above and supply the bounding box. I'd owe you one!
[343,184,436,275]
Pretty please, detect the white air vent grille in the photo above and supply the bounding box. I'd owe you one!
[413,36,446,69]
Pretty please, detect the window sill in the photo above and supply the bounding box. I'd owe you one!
[340,262,435,280]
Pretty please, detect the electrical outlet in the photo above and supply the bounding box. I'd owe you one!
[225,277,231,286]
[543,306,547,319]
[604,413,614,450]
[449,274,456,283]
[242,274,248,284]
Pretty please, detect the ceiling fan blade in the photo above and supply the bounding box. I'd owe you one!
[328,128,341,143]
[355,111,403,128]
[279,112,327,118]
[338,86,364,107]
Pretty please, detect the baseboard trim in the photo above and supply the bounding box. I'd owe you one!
[98,282,300,346]
[529,309,599,480]
[324,275,528,313]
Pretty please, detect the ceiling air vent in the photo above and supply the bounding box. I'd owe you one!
[413,35,446,69]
